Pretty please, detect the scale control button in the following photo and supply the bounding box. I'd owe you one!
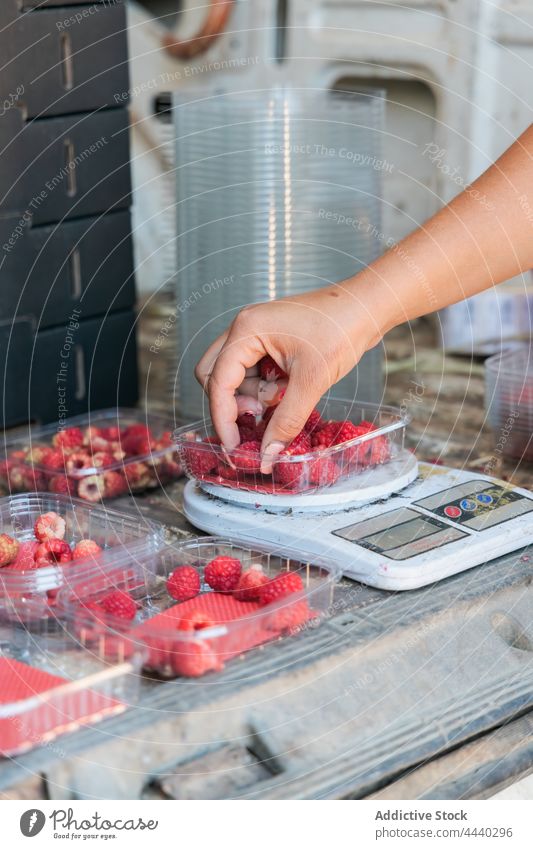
[460,498,477,512]
[476,493,493,505]
[444,505,462,519]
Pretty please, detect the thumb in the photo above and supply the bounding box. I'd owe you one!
[260,366,324,473]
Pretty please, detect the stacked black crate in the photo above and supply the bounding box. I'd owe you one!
[0,0,138,427]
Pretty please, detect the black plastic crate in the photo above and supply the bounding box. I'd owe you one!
[0,210,135,328]
[0,108,131,224]
[0,2,128,118]
[1,310,138,427]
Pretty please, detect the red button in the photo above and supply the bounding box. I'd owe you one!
[444,505,462,519]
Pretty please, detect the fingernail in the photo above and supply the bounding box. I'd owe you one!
[261,441,285,474]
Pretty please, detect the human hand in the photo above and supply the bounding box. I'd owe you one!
[195,281,387,472]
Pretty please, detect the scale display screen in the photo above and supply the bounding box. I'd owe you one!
[333,507,468,561]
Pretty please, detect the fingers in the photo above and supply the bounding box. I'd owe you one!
[260,363,325,473]
[208,339,264,450]
[194,330,229,392]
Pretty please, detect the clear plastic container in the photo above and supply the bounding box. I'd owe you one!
[0,493,164,620]
[485,346,533,461]
[0,615,143,757]
[56,537,340,678]
[0,408,183,502]
[175,399,409,495]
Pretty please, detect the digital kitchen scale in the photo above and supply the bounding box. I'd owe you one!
[183,449,533,590]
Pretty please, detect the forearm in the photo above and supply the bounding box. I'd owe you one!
[337,124,533,337]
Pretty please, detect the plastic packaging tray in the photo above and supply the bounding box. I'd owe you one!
[0,408,183,502]
[0,493,164,621]
[485,346,533,461]
[0,617,143,757]
[56,537,340,678]
[175,399,409,495]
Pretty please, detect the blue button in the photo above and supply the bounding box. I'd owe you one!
[460,498,477,511]
[476,493,493,505]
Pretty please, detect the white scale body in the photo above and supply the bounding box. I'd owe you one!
[184,450,533,590]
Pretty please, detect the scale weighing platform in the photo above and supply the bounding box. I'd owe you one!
[184,449,533,589]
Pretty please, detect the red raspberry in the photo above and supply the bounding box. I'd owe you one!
[176,609,215,631]
[0,533,19,567]
[123,462,151,491]
[172,639,223,677]
[205,555,242,592]
[53,428,84,450]
[6,465,26,491]
[309,457,340,487]
[65,451,93,475]
[258,571,304,606]
[82,426,104,445]
[34,511,66,542]
[24,444,52,465]
[231,440,262,473]
[35,539,72,565]
[103,470,127,498]
[367,435,391,465]
[123,424,152,439]
[311,420,363,449]
[183,436,220,477]
[167,565,201,601]
[21,467,47,491]
[236,413,258,443]
[41,449,67,471]
[303,409,324,434]
[264,599,310,633]
[48,475,76,496]
[9,540,39,571]
[72,539,103,561]
[91,452,115,468]
[101,426,121,441]
[272,431,312,490]
[100,590,137,621]
[233,566,269,601]
[259,355,287,381]
[77,475,106,502]
[214,461,239,481]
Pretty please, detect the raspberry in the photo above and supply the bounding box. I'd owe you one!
[9,540,39,571]
[166,565,201,601]
[303,409,324,434]
[92,452,115,468]
[101,426,121,441]
[7,465,26,491]
[123,462,151,491]
[367,435,391,465]
[21,467,47,491]
[72,539,103,561]
[53,428,84,450]
[78,475,106,502]
[41,449,67,471]
[103,470,127,498]
[272,432,312,490]
[82,426,104,445]
[311,420,363,449]
[24,445,52,465]
[183,437,220,477]
[231,440,262,473]
[204,555,242,592]
[258,571,304,606]
[176,610,215,631]
[264,599,310,633]
[100,590,137,621]
[233,566,269,601]
[259,355,287,381]
[48,475,76,495]
[172,639,223,677]
[65,451,93,475]
[0,533,19,567]
[214,461,239,481]
[35,539,72,566]
[309,457,340,487]
[34,511,66,542]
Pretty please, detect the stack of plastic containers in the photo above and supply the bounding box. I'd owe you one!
[173,88,386,418]
[485,345,533,461]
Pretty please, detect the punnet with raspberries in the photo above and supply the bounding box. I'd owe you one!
[176,397,410,496]
[0,493,164,621]
[56,537,340,679]
[0,409,183,502]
